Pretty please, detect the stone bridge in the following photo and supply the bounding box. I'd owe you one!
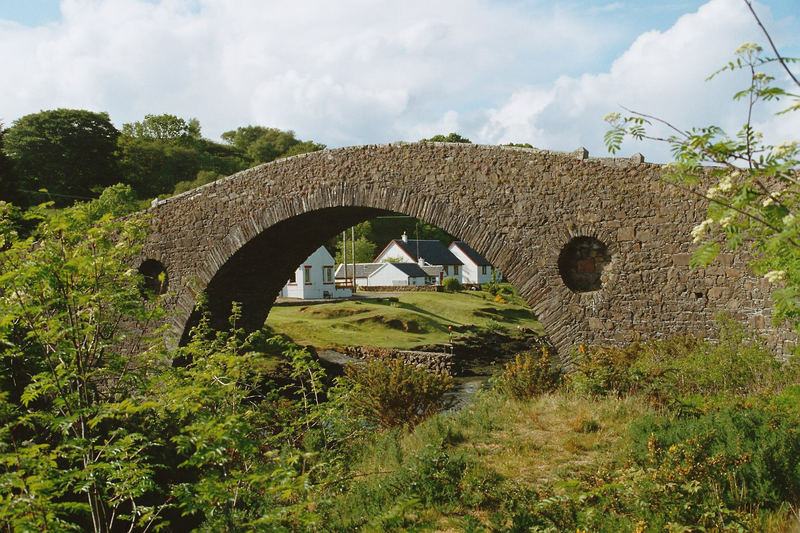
[138,142,794,355]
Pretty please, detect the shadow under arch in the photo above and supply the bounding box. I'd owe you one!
[179,205,390,345]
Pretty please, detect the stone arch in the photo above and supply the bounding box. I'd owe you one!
[139,142,795,355]
[175,196,571,350]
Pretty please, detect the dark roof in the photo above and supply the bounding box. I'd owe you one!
[378,239,463,266]
[335,263,383,279]
[450,241,491,266]
[389,263,429,278]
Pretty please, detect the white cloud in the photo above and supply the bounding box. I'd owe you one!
[0,0,796,159]
[0,0,631,143]
[471,0,800,161]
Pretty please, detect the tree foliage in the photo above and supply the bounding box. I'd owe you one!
[2,109,120,206]
[0,199,166,531]
[221,125,325,168]
[605,2,800,331]
[118,114,241,199]
[419,132,472,143]
[121,113,201,141]
[0,194,334,531]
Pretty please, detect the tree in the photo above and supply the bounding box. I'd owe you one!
[221,125,325,167]
[0,193,321,531]
[335,235,377,264]
[118,115,241,198]
[420,132,472,143]
[0,199,167,531]
[121,113,201,141]
[605,0,800,330]
[0,123,19,204]
[2,109,120,206]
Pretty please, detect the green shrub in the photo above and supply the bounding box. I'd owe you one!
[496,348,563,400]
[568,319,795,403]
[442,276,462,292]
[628,401,800,513]
[342,358,454,429]
[393,446,468,505]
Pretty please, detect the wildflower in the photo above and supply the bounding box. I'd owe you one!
[764,270,786,283]
[772,141,797,158]
[717,173,736,193]
[691,219,714,243]
[762,196,774,207]
[720,215,734,228]
[782,213,796,226]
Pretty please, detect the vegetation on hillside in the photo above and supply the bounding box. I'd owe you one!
[0,111,325,207]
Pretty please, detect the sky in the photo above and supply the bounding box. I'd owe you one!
[0,0,798,162]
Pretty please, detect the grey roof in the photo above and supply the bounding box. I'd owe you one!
[450,241,492,266]
[389,263,429,278]
[335,263,383,279]
[421,265,442,277]
[381,239,463,266]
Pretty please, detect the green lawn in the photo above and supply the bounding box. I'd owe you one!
[265,289,544,350]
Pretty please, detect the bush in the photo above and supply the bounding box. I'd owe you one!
[567,319,796,404]
[342,358,454,429]
[627,401,800,524]
[496,348,563,400]
[442,276,462,292]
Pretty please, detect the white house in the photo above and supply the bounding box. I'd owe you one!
[335,262,441,287]
[281,246,352,299]
[374,233,463,284]
[448,241,496,284]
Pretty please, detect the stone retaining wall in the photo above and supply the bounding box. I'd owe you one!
[341,346,455,374]
[356,285,442,292]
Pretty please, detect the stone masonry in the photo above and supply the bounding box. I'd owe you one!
[137,142,796,355]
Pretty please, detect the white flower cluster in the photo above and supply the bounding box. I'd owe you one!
[772,141,798,158]
[706,171,738,197]
[720,215,734,228]
[691,219,714,243]
[764,270,786,283]
[782,213,796,227]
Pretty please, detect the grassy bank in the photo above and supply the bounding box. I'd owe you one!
[265,289,544,350]
[314,322,800,532]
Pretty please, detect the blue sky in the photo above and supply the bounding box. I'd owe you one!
[0,0,797,161]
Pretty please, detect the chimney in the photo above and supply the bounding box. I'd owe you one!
[401,231,408,243]
[418,257,425,266]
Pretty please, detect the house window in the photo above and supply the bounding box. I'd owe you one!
[288,270,297,285]
[443,266,449,275]
[324,266,333,284]
[453,265,459,276]
[481,265,487,276]
[304,266,312,284]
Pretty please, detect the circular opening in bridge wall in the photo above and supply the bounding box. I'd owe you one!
[557,236,610,293]
[138,259,168,299]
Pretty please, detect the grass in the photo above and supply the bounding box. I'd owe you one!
[316,325,800,532]
[265,289,544,350]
